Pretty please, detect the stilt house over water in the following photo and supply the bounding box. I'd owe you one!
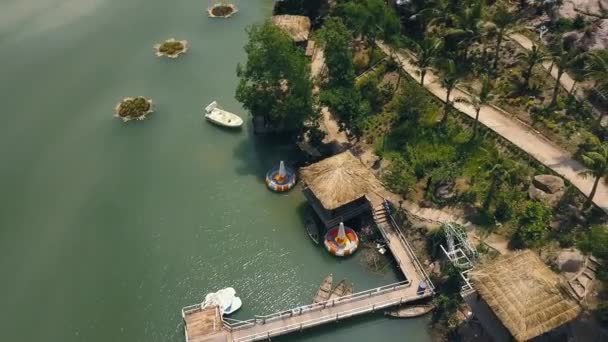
[466,250,582,342]
[300,151,383,228]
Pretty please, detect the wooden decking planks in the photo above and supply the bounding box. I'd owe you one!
[230,285,426,342]
[184,306,228,342]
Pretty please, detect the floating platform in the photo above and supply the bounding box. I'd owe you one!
[266,161,296,192]
[324,222,359,257]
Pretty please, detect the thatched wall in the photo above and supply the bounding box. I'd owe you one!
[300,151,383,210]
[470,250,581,341]
[271,15,311,42]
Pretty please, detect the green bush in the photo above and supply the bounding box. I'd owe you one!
[396,81,441,125]
[511,201,552,248]
[357,76,383,111]
[383,154,416,198]
[578,225,608,260]
[406,142,457,178]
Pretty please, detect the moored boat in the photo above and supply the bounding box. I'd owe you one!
[312,274,333,303]
[305,217,320,245]
[201,287,243,315]
[385,304,434,318]
[204,101,243,128]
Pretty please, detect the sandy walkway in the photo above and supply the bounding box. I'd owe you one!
[509,33,580,97]
[309,41,349,146]
[376,41,608,214]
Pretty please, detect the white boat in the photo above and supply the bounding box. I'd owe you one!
[224,297,242,315]
[204,101,243,128]
[201,287,242,315]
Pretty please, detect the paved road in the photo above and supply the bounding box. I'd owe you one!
[377,42,608,214]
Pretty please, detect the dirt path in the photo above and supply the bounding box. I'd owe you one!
[309,42,349,146]
[376,41,608,214]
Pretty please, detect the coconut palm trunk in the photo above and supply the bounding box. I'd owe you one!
[551,69,564,106]
[442,88,452,124]
[584,175,601,209]
[524,63,535,89]
[420,69,427,85]
[493,30,504,70]
[473,107,481,138]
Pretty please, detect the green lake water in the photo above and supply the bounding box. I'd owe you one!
[0,1,431,341]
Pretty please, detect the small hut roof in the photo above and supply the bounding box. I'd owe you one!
[300,151,383,210]
[271,15,311,42]
[470,250,581,341]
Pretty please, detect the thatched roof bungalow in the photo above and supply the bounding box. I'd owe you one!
[271,15,311,43]
[466,250,581,342]
[300,151,383,227]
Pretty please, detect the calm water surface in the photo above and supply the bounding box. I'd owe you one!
[0,1,431,341]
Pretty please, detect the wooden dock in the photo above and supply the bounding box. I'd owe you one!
[182,197,433,342]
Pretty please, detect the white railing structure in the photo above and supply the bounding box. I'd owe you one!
[223,280,412,331]
[438,223,478,295]
[230,290,434,342]
[441,223,477,269]
[182,197,438,342]
[459,269,475,295]
[379,200,435,291]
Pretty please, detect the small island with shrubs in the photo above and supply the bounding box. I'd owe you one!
[154,38,188,59]
[114,97,154,122]
[207,2,238,18]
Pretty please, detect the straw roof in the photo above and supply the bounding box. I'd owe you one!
[300,151,383,210]
[271,15,311,42]
[470,250,581,341]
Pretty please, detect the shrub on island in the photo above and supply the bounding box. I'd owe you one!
[154,39,188,59]
[114,97,153,122]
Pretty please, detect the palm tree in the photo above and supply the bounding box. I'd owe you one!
[410,37,443,85]
[446,0,484,60]
[488,1,519,71]
[579,142,608,209]
[381,8,403,92]
[549,45,579,106]
[455,75,494,138]
[515,44,548,90]
[483,152,526,210]
[585,50,608,123]
[439,58,461,124]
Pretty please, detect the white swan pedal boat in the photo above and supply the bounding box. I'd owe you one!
[204,101,243,128]
[200,287,243,315]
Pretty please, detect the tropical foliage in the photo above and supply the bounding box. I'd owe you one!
[236,22,316,136]
[579,142,608,209]
[117,97,151,119]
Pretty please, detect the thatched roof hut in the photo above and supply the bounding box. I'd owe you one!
[271,15,311,43]
[469,250,581,341]
[300,151,383,211]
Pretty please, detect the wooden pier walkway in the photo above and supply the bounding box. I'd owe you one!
[182,198,433,342]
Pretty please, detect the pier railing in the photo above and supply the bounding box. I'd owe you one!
[383,201,435,291]
[223,280,413,331]
[230,290,433,342]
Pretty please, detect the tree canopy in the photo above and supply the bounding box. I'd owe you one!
[236,21,316,135]
[318,17,355,88]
